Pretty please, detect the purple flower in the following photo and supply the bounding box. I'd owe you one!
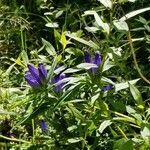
[25,64,47,88]
[84,50,102,73]
[52,73,66,92]
[102,85,113,92]
[40,120,48,133]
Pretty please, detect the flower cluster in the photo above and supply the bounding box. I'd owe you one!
[25,51,112,92]
[25,64,65,92]
[102,85,113,92]
[40,120,48,134]
[25,64,47,88]
[84,50,113,92]
[84,50,102,74]
[52,73,66,92]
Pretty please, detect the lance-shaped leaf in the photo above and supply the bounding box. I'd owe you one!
[129,83,144,109]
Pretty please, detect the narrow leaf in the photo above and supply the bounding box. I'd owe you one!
[60,32,67,49]
[119,7,150,21]
[77,63,98,70]
[66,32,99,49]
[99,120,112,133]
[45,22,59,28]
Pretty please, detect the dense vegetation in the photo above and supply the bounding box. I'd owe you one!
[0,0,150,149]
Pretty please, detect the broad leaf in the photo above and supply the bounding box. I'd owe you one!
[42,38,56,56]
[83,11,110,34]
[113,20,129,31]
[129,83,144,108]
[115,79,140,92]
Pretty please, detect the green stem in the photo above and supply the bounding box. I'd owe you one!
[116,126,128,139]
[127,31,150,84]
[0,135,30,144]
[32,119,35,144]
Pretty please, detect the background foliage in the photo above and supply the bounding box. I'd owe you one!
[0,0,150,149]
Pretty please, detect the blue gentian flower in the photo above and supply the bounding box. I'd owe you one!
[84,50,102,73]
[52,73,66,92]
[40,120,48,134]
[25,64,47,88]
[102,85,113,92]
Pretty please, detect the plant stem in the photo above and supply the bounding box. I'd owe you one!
[127,31,150,84]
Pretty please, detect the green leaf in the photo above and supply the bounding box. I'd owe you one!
[113,20,129,31]
[113,138,133,150]
[98,0,112,9]
[45,22,59,28]
[63,68,81,74]
[126,106,142,121]
[83,11,110,34]
[65,32,99,49]
[141,125,150,139]
[65,48,83,56]
[60,32,67,49]
[15,56,25,67]
[67,125,77,132]
[67,103,85,121]
[54,29,61,49]
[99,120,112,133]
[85,26,99,33]
[76,63,98,70]
[21,50,29,65]
[16,102,51,125]
[93,12,110,34]
[55,10,63,18]
[0,109,16,115]
[102,56,115,72]
[119,7,150,21]
[42,38,56,56]
[47,56,58,82]
[101,76,115,85]
[129,83,144,108]
[115,79,140,92]
[67,137,81,143]
[5,63,16,75]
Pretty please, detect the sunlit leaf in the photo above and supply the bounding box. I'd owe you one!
[113,20,129,31]
[42,38,56,56]
[68,137,81,143]
[67,103,85,121]
[99,120,112,133]
[85,26,99,33]
[113,138,133,150]
[60,32,67,49]
[66,32,99,49]
[119,7,150,21]
[98,0,112,9]
[115,79,140,92]
[77,63,98,70]
[55,10,63,18]
[141,126,150,139]
[83,11,110,34]
[45,22,59,28]
[129,83,144,108]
